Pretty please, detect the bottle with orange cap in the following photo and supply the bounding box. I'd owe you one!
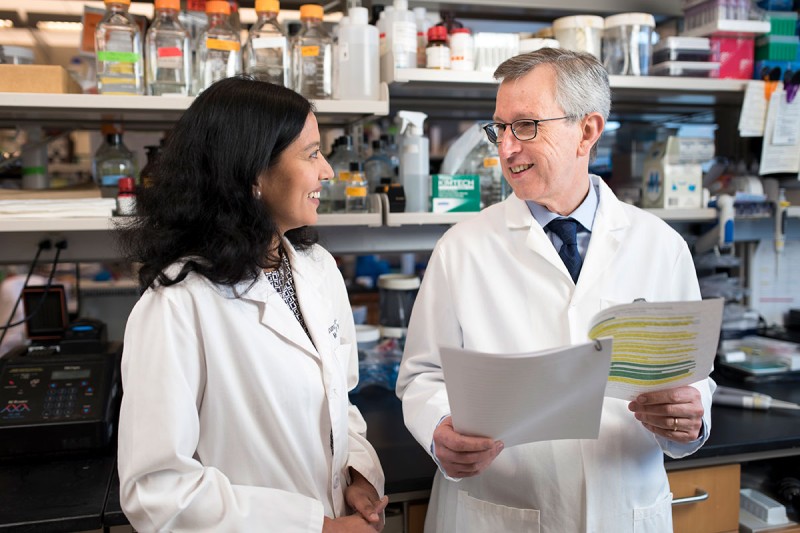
[146,0,191,95]
[244,0,288,86]
[195,0,242,94]
[290,4,332,99]
[95,0,145,95]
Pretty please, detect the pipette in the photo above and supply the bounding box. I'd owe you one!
[714,386,800,410]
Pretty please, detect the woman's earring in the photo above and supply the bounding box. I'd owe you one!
[255,188,262,200]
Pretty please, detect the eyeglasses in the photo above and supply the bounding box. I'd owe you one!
[482,116,573,145]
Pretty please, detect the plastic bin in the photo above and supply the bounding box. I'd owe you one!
[710,35,755,78]
[651,60,720,76]
[764,10,798,36]
[756,35,800,61]
[683,0,752,32]
[753,59,800,79]
[653,36,712,63]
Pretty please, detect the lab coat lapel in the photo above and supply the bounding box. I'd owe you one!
[284,245,337,359]
[575,178,629,292]
[505,195,575,280]
[234,267,320,360]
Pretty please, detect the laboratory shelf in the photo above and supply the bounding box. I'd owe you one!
[0,87,389,130]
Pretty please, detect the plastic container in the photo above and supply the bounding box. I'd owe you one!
[0,46,34,65]
[345,161,369,213]
[764,11,798,37]
[196,0,242,94]
[602,12,656,76]
[474,32,520,72]
[552,15,604,58]
[95,0,145,95]
[425,26,450,69]
[335,6,379,100]
[756,35,800,61]
[449,28,475,71]
[651,60,720,77]
[355,324,380,359]
[378,274,420,329]
[710,35,755,78]
[291,4,333,99]
[652,36,711,63]
[146,0,191,95]
[244,0,289,86]
[683,0,752,33]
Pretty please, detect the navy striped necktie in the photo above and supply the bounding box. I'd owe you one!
[546,218,583,283]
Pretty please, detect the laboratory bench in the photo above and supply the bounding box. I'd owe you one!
[1,373,800,532]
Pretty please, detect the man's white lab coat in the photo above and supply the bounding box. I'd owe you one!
[397,176,714,533]
[118,243,384,532]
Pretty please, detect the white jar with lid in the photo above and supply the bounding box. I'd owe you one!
[449,28,474,71]
[551,15,604,58]
[602,12,656,76]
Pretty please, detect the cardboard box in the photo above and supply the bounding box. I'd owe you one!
[431,174,480,213]
[0,65,81,94]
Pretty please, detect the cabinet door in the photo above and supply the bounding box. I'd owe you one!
[668,463,740,533]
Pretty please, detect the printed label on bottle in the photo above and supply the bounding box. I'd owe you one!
[346,186,367,197]
[252,36,286,49]
[338,42,350,62]
[98,77,138,95]
[187,0,206,11]
[426,46,450,69]
[97,51,141,63]
[301,45,320,57]
[101,174,126,186]
[157,47,184,68]
[483,156,499,168]
[338,170,352,181]
[206,38,241,52]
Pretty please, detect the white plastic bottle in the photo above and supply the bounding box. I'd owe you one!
[196,0,241,93]
[335,7,379,101]
[291,4,333,99]
[382,0,416,71]
[244,0,288,85]
[146,0,191,95]
[397,111,429,212]
[95,0,144,95]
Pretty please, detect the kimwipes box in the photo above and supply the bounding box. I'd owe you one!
[431,174,481,213]
[0,65,81,94]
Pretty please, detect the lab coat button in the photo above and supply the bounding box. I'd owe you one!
[333,474,340,489]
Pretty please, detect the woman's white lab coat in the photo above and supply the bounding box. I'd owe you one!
[118,242,384,532]
[397,177,714,533]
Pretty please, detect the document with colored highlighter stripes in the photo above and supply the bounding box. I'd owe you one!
[439,298,722,447]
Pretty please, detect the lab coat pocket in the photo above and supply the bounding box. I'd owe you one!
[455,490,540,533]
[632,492,673,533]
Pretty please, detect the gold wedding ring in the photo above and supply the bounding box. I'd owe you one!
[672,417,678,432]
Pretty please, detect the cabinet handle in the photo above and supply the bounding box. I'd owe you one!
[672,488,709,506]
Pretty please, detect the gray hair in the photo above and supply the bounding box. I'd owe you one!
[494,48,610,160]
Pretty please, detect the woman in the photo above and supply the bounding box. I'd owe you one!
[116,77,386,532]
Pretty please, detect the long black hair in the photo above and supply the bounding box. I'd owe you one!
[116,76,318,290]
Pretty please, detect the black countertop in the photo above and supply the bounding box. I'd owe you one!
[2,372,800,531]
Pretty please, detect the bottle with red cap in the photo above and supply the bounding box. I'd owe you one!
[116,177,137,216]
[425,26,450,69]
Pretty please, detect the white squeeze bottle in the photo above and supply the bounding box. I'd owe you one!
[244,0,289,86]
[397,111,429,212]
[146,0,191,95]
[335,6,379,100]
[95,0,145,95]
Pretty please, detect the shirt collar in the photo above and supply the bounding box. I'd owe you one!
[526,175,599,232]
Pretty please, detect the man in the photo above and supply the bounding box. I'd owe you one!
[396,48,715,532]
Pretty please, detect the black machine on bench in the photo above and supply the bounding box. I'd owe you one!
[0,284,122,457]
